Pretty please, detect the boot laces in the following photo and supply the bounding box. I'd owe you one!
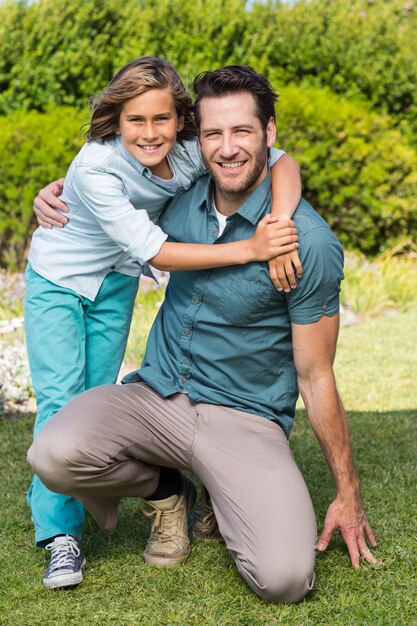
[199,494,216,527]
[143,503,184,544]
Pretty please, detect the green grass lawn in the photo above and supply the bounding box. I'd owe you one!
[1,310,416,626]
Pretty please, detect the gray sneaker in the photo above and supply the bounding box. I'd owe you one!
[143,475,196,566]
[43,535,86,589]
[192,486,223,541]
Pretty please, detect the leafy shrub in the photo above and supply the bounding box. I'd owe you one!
[0,0,143,113]
[276,85,417,253]
[0,0,249,114]
[1,85,416,270]
[0,106,87,269]
[243,0,417,130]
[1,0,416,132]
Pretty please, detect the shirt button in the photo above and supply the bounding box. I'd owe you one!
[110,265,116,270]
[322,305,327,310]
[181,377,187,383]
[183,358,190,364]
[211,226,217,234]
[183,328,191,335]
[193,297,201,304]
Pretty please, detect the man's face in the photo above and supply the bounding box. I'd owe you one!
[198,92,276,205]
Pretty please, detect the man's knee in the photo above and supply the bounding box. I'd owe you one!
[27,429,78,494]
[239,558,315,604]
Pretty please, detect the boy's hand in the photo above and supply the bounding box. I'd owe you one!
[33,178,69,228]
[268,249,303,292]
[250,216,298,263]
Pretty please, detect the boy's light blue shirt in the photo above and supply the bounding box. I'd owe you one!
[28,137,284,301]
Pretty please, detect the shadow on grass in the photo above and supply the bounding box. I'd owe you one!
[291,408,416,565]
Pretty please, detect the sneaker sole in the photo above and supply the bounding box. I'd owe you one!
[42,559,86,589]
[144,480,197,567]
[144,550,191,567]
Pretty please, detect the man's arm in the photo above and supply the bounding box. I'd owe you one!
[33,179,69,228]
[291,314,377,567]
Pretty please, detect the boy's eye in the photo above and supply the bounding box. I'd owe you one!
[156,115,169,121]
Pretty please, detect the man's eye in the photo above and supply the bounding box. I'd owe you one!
[205,132,220,138]
[236,129,250,135]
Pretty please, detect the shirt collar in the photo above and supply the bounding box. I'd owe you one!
[196,173,272,225]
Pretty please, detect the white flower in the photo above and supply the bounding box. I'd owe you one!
[0,337,33,411]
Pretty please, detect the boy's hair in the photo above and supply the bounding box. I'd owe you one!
[86,57,196,141]
[193,65,278,131]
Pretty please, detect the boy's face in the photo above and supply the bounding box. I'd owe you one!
[117,88,184,178]
[198,92,276,203]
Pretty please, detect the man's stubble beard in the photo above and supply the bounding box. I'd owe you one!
[202,138,269,204]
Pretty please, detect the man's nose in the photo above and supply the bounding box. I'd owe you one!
[218,135,239,159]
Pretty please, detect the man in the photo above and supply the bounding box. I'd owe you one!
[28,65,376,603]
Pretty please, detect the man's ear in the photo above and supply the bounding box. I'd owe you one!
[266,117,277,148]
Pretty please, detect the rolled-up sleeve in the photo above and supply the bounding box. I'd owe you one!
[286,226,344,324]
[73,165,168,264]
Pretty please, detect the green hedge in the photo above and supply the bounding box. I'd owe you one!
[276,85,417,254]
[1,0,416,132]
[0,0,140,111]
[0,107,87,269]
[0,87,415,270]
[244,0,417,128]
[0,0,249,113]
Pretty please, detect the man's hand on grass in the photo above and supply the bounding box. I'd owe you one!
[317,495,378,568]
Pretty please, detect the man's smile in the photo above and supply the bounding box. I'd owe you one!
[217,160,247,170]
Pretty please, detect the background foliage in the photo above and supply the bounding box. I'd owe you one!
[0,0,416,268]
[0,107,87,268]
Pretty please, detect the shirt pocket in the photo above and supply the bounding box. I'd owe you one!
[218,275,273,325]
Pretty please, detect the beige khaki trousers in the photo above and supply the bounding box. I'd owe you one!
[28,382,316,603]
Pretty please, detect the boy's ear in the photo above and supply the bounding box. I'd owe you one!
[177,115,185,133]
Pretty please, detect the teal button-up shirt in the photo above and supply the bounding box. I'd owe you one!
[124,173,344,436]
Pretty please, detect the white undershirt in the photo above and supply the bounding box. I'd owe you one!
[150,170,182,193]
[212,198,228,237]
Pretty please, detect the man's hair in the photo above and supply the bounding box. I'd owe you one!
[86,56,196,141]
[193,65,278,131]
